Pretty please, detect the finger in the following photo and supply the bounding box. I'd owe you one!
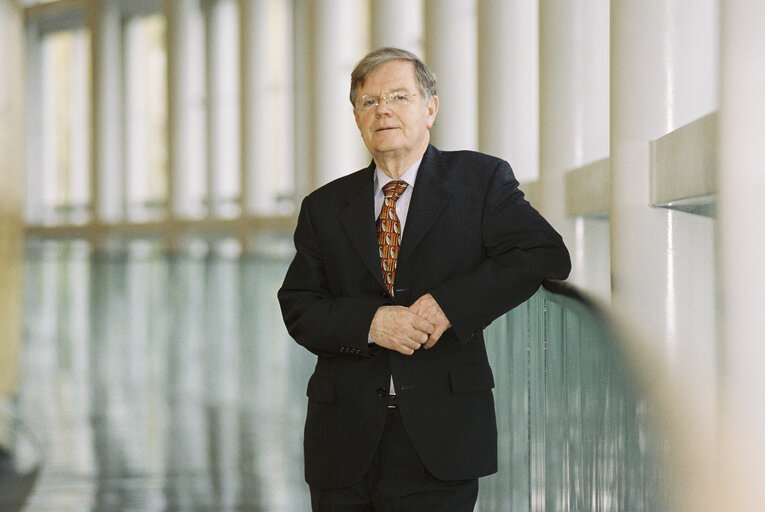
[423,323,448,348]
[431,324,447,341]
[397,330,425,350]
[397,337,420,354]
[410,329,429,345]
[398,345,415,356]
[411,316,435,335]
[423,333,441,349]
[424,329,442,347]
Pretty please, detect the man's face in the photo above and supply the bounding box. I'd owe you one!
[353,60,438,166]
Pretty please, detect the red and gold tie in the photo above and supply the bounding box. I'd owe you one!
[377,180,408,296]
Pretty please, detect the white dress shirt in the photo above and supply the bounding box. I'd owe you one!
[373,158,421,236]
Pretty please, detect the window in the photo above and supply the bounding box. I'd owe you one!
[25,0,297,243]
[125,13,168,221]
[34,26,91,225]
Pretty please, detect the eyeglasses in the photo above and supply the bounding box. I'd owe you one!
[355,91,418,111]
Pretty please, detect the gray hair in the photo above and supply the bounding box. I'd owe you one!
[350,47,438,107]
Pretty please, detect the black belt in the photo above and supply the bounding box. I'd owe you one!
[387,394,398,408]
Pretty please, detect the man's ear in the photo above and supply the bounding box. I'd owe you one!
[426,95,439,129]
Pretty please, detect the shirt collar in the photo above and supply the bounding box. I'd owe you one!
[374,157,423,195]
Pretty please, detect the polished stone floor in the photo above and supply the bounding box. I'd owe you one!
[15,245,315,511]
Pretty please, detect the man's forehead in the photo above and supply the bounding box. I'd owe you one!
[358,84,412,96]
[358,60,417,89]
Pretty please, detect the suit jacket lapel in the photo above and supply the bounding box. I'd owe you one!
[399,145,451,263]
[339,163,385,288]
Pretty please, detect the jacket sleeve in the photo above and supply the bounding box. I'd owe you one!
[430,160,571,344]
[277,196,389,358]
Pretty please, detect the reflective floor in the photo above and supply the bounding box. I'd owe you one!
[17,242,315,511]
[13,242,665,511]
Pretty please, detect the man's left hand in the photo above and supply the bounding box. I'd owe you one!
[409,293,451,349]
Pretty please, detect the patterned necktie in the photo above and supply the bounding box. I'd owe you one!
[377,180,408,296]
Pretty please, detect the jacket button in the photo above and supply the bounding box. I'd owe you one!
[376,387,387,397]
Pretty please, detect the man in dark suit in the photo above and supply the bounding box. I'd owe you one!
[278,47,570,511]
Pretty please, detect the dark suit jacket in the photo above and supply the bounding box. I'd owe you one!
[278,145,570,489]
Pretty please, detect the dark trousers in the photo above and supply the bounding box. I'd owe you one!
[310,407,478,512]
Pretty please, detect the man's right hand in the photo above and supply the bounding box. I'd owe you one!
[369,305,435,355]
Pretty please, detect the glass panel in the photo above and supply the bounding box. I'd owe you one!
[40,28,91,225]
[479,290,668,511]
[125,13,168,222]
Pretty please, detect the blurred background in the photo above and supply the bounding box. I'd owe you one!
[1,0,764,510]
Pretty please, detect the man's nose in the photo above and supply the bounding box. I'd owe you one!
[375,101,393,116]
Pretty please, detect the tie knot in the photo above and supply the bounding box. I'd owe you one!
[382,180,408,201]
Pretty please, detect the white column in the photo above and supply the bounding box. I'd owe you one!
[477,0,538,183]
[537,1,578,241]
[424,0,478,151]
[239,0,265,217]
[718,1,765,509]
[611,0,718,346]
[370,0,423,54]
[90,0,124,225]
[611,0,718,506]
[206,0,240,219]
[309,0,368,188]
[292,0,312,200]
[240,0,294,215]
[538,0,610,299]
[0,0,25,401]
[166,0,207,220]
[25,19,44,224]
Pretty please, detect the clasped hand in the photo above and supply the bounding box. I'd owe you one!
[369,293,451,355]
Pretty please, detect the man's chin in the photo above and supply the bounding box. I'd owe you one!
[370,136,404,153]
[370,146,406,160]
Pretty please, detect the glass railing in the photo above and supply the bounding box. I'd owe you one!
[14,244,667,510]
[479,280,668,511]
